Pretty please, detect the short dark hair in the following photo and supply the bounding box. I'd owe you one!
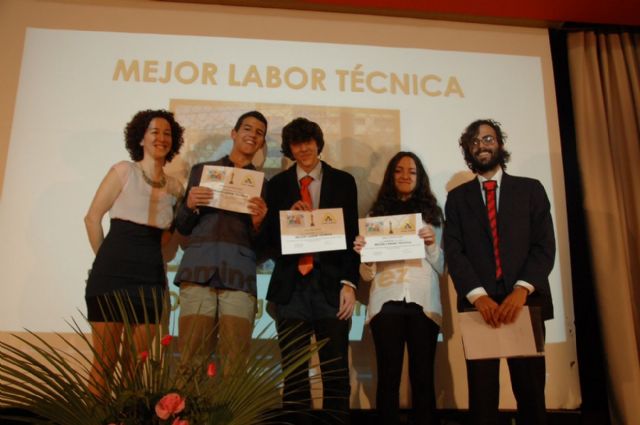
[458,119,510,173]
[280,117,325,160]
[234,110,268,132]
[124,109,185,163]
[370,151,443,226]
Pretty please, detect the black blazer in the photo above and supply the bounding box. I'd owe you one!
[444,173,556,320]
[265,161,359,307]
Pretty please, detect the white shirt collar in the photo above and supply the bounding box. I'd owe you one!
[478,167,503,187]
[296,160,323,182]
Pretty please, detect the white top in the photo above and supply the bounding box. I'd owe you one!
[360,222,444,326]
[109,161,182,229]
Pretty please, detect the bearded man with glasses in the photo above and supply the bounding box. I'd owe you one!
[444,119,556,425]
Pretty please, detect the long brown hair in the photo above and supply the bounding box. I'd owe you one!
[370,151,442,226]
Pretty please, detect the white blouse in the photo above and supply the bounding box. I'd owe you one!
[360,223,444,326]
[109,161,182,229]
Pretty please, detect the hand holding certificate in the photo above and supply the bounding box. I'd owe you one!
[199,165,264,214]
[459,306,545,359]
[358,213,424,262]
[280,208,346,254]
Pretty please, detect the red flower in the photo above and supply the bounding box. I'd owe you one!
[160,334,173,347]
[207,361,217,377]
[155,393,186,420]
[172,418,189,425]
[139,351,149,362]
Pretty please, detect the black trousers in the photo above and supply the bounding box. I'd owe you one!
[370,301,440,425]
[466,281,548,425]
[275,271,351,425]
[466,297,547,425]
[466,355,547,425]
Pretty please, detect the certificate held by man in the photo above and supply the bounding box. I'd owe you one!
[279,208,346,254]
[199,165,264,214]
[359,213,424,262]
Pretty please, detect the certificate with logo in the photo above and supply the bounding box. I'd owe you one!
[199,165,264,214]
[280,208,346,254]
[358,213,424,262]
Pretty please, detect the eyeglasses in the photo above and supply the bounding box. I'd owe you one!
[471,135,497,147]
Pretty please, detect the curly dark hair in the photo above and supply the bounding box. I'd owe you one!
[280,117,325,160]
[234,110,268,132]
[124,109,185,163]
[458,119,510,173]
[370,151,443,226]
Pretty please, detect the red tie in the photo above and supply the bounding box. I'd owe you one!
[483,180,503,280]
[298,176,314,276]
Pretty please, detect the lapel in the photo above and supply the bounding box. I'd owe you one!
[284,164,302,205]
[464,177,492,240]
[319,161,333,208]
[497,173,515,234]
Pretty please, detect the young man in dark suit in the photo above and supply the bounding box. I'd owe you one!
[444,119,556,425]
[265,117,359,425]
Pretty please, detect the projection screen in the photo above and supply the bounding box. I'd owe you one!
[0,0,579,410]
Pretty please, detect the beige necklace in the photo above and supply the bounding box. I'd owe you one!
[138,165,166,188]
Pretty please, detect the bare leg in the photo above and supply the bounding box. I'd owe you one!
[88,321,124,398]
[120,323,161,376]
[218,314,252,375]
[179,313,217,365]
[178,283,217,368]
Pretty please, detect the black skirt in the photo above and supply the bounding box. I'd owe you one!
[85,219,166,323]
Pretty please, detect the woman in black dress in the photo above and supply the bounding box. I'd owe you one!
[84,109,184,396]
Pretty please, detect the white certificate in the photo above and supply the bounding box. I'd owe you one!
[358,213,424,262]
[280,208,346,255]
[199,165,264,214]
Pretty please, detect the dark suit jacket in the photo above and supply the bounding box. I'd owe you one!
[265,161,359,307]
[444,172,555,320]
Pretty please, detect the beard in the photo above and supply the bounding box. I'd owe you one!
[470,146,505,173]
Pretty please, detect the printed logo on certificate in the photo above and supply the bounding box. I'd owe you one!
[280,208,346,255]
[358,213,424,262]
[199,165,264,214]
